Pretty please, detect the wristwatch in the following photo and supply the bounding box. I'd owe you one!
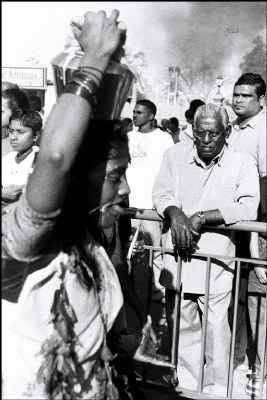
[197,212,206,225]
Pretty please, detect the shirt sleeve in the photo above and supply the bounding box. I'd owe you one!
[152,148,181,217]
[258,129,266,178]
[218,155,260,225]
[2,193,61,262]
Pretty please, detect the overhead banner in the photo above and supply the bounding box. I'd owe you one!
[2,67,47,89]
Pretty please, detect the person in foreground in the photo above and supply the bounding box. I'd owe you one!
[152,103,260,395]
[2,10,153,400]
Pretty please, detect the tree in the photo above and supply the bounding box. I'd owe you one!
[239,35,266,80]
[124,48,157,100]
[174,59,218,102]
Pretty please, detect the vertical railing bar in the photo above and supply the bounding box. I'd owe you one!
[227,260,241,399]
[171,256,182,384]
[146,248,154,316]
[197,256,211,393]
[142,248,154,382]
[258,284,267,399]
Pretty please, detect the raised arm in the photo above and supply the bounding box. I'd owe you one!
[26,10,123,214]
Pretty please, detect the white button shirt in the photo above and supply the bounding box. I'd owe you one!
[152,143,260,294]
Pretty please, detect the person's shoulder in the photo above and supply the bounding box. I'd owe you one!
[165,140,191,157]
[2,150,16,161]
[252,110,266,128]
[227,146,256,166]
[153,128,174,144]
[127,129,138,140]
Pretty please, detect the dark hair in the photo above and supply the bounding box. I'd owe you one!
[185,109,194,120]
[119,118,132,134]
[121,117,132,126]
[136,99,157,116]
[189,99,205,112]
[169,117,179,129]
[72,120,129,179]
[29,95,42,112]
[9,110,42,134]
[57,120,129,250]
[2,88,30,114]
[2,81,19,91]
[234,73,266,99]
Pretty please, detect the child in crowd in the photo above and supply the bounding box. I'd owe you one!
[2,110,42,206]
[1,88,30,157]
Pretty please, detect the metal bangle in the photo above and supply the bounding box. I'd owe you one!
[71,71,99,93]
[70,77,98,105]
[78,66,104,75]
[78,68,102,83]
[63,81,97,108]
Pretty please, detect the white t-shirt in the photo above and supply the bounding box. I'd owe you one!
[127,128,173,209]
[2,146,39,187]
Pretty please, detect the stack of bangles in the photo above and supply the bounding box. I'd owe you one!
[63,66,103,109]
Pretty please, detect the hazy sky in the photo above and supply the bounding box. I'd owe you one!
[2,2,266,92]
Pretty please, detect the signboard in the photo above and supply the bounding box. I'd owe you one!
[2,67,47,89]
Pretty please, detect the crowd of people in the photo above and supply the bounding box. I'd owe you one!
[1,7,266,400]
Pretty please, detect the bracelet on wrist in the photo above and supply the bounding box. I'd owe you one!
[78,65,104,75]
[78,69,102,84]
[78,66,103,81]
[72,70,100,88]
[71,71,100,93]
[63,81,97,109]
[70,76,98,104]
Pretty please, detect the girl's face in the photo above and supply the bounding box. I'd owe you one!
[82,145,131,229]
[2,98,12,128]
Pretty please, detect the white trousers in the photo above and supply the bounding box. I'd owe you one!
[165,289,232,394]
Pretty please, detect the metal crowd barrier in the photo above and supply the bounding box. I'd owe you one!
[122,208,267,400]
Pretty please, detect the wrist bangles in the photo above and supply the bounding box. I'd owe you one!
[63,68,102,109]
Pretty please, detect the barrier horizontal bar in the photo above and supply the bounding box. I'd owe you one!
[121,208,267,234]
[143,245,267,265]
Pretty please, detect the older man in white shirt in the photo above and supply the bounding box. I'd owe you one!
[152,103,260,395]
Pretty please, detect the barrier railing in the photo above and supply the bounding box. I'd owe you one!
[122,208,267,400]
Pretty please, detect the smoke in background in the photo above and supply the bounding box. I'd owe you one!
[126,2,266,81]
[2,1,266,84]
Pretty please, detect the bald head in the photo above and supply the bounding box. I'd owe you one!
[2,81,19,91]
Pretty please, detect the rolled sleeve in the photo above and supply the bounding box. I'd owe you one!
[152,149,181,217]
[2,194,61,262]
[258,132,266,178]
[218,156,260,225]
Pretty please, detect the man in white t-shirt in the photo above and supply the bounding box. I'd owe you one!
[126,99,173,302]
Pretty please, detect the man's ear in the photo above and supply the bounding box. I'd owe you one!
[33,131,40,143]
[259,95,265,108]
[149,113,154,121]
